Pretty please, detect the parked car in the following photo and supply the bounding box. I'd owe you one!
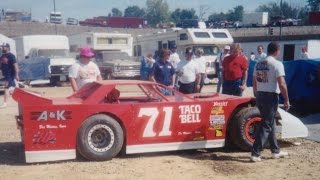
[66,18,78,25]
[13,80,308,163]
[96,51,140,80]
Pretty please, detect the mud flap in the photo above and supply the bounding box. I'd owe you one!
[278,108,309,139]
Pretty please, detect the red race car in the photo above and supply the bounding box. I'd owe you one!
[13,80,308,163]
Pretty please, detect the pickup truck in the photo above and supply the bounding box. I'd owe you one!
[96,51,140,80]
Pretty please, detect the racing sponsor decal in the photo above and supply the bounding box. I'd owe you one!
[210,106,224,115]
[215,129,223,137]
[39,124,67,129]
[209,125,223,131]
[30,110,72,121]
[213,101,228,107]
[210,115,225,126]
[193,135,205,141]
[32,131,56,144]
[178,105,201,124]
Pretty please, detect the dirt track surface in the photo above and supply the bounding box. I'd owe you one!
[0,86,319,180]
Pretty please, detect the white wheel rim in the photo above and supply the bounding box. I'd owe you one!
[87,124,115,152]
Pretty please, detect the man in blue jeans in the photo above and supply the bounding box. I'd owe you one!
[251,42,290,162]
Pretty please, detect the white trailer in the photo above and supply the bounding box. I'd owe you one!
[68,32,133,56]
[133,28,234,79]
[14,35,75,84]
[242,12,269,27]
[241,39,320,61]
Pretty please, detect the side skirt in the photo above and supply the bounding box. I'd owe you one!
[126,139,225,154]
[25,149,76,163]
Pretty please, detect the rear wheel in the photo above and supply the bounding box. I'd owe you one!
[77,114,124,161]
[229,107,262,151]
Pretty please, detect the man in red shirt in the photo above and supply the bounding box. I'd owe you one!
[222,43,248,96]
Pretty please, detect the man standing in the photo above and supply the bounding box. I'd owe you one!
[149,49,175,95]
[69,47,102,92]
[251,42,290,162]
[222,43,248,96]
[140,53,155,80]
[255,45,267,62]
[176,47,200,94]
[168,44,180,69]
[0,43,19,108]
[300,46,309,60]
[194,48,206,92]
[215,45,230,93]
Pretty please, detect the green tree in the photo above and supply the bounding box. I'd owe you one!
[227,5,244,21]
[256,2,300,18]
[208,12,227,22]
[308,0,320,11]
[124,6,145,17]
[111,8,122,17]
[145,0,169,26]
[170,8,182,23]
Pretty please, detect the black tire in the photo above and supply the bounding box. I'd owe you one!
[229,107,262,151]
[77,114,124,161]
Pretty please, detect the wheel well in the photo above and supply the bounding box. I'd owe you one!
[226,102,253,139]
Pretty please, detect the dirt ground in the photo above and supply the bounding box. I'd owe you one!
[0,85,319,180]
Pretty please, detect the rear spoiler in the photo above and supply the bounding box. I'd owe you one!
[12,88,52,106]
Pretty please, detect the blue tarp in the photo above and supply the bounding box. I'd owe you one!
[247,59,320,113]
[18,57,51,81]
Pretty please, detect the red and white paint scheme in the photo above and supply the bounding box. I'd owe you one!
[13,80,308,163]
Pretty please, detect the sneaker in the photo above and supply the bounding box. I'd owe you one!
[272,151,289,159]
[0,103,7,108]
[250,155,261,162]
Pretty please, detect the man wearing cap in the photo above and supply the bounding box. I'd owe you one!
[0,43,19,108]
[68,47,102,92]
[149,48,175,95]
[215,45,230,93]
[176,47,201,94]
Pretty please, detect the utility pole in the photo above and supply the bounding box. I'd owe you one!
[279,0,283,41]
[53,0,57,35]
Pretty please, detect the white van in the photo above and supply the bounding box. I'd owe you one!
[133,28,234,79]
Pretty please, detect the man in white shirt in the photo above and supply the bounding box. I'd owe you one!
[300,46,309,60]
[168,44,180,69]
[176,47,200,94]
[194,48,207,92]
[69,47,102,92]
[255,45,267,62]
[251,42,290,162]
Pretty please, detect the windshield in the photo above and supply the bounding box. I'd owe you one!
[38,49,70,58]
[192,45,219,56]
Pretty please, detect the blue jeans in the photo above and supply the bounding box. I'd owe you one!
[222,79,242,96]
[252,92,280,157]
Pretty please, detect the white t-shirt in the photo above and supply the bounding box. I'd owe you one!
[176,59,200,84]
[169,52,181,69]
[254,56,285,94]
[255,52,267,62]
[300,52,309,60]
[195,56,207,74]
[69,61,101,89]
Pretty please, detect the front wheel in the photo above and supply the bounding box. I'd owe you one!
[77,114,124,161]
[229,107,262,151]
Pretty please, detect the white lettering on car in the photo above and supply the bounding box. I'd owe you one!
[37,110,66,121]
[138,107,173,137]
[178,105,201,124]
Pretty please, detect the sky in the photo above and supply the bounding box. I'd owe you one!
[0,0,307,21]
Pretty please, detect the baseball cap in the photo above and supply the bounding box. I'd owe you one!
[185,47,193,54]
[2,43,10,48]
[224,45,230,50]
[79,47,94,58]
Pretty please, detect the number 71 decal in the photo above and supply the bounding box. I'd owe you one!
[138,107,173,137]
